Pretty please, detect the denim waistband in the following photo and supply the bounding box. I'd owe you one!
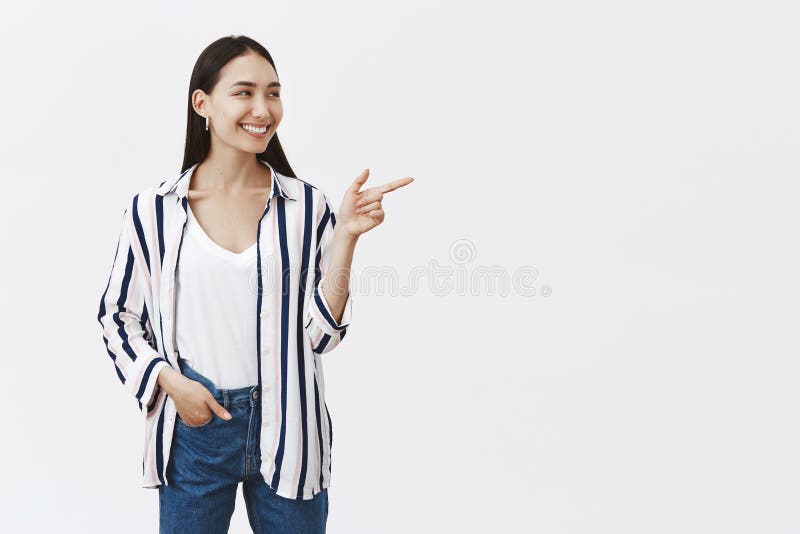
[178,356,260,409]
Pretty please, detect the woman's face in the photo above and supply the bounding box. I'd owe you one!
[193,52,283,153]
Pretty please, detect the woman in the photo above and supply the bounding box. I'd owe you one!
[97,35,412,533]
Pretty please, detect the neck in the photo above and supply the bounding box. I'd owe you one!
[193,147,268,194]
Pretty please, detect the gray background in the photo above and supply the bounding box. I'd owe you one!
[0,0,797,532]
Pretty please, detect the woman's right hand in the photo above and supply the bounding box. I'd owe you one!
[166,371,232,425]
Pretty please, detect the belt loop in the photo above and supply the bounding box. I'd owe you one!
[223,390,230,410]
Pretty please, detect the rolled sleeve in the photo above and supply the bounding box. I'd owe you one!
[310,272,353,335]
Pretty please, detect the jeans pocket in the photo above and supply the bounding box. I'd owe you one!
[177,412,215,428]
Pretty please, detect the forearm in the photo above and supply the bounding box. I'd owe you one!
[321,226,358,324]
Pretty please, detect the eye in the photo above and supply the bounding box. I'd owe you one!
[235,90,280,98]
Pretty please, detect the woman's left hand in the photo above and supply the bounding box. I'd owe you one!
[337,169,414,238]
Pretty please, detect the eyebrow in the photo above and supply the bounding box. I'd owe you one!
[230,81,282,89]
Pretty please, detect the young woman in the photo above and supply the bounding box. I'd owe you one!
[97,35,412,533]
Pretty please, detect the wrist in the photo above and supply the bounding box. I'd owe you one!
[156,365,183,396]
[334,224,359,245]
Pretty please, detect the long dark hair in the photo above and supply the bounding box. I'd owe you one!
[181,35,297,177]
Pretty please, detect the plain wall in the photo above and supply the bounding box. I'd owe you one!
[0,0,797,532]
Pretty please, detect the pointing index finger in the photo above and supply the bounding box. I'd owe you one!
[379,176,414,194]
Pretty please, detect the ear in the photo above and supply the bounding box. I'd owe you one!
[191,89,209,117]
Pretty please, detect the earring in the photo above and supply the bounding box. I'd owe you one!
[205,115,209,131]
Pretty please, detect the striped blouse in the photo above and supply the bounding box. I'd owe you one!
[97,159,353,500]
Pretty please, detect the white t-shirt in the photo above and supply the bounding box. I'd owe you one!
[174,202,260,389]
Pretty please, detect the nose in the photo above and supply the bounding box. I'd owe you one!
[251,96,270,120]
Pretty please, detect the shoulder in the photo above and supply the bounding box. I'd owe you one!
[277,172,333,206]
[126,186,159,213]
[131,166,189,211]
[118,183,166,233]
[279,172,318,194]
[289,174,320,191]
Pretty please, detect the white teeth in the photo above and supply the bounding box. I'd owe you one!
[241,124,268,134]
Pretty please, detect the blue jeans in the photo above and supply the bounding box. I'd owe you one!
[159,358,329,533]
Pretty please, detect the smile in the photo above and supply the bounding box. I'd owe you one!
[240,123,269,137]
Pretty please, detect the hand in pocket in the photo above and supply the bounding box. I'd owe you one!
[172,376,232,426]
